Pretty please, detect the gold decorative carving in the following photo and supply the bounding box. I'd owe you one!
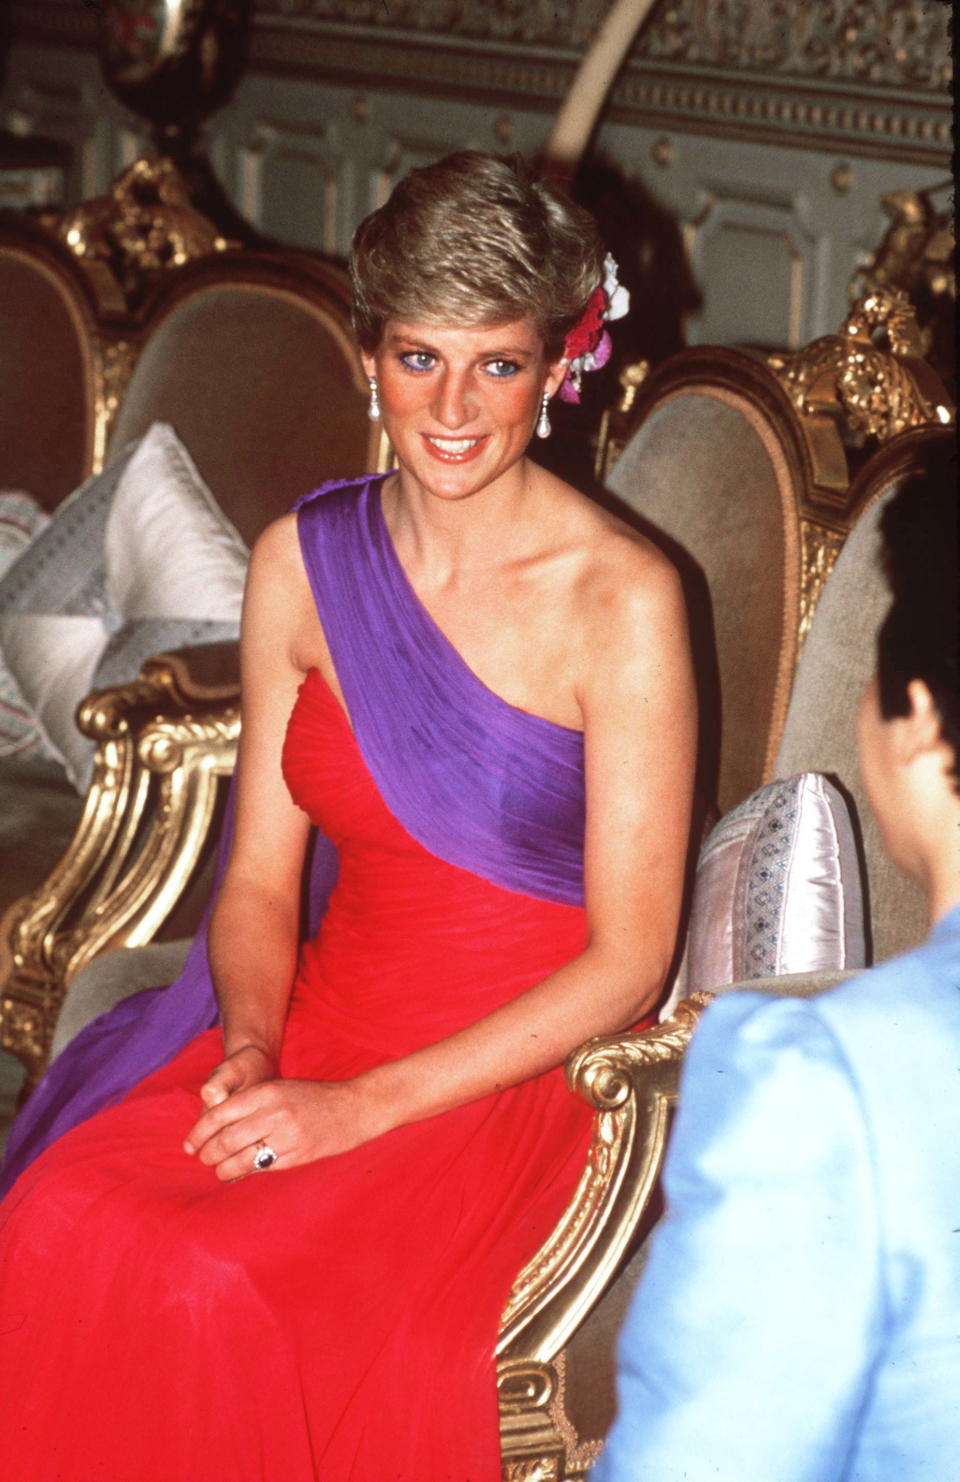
[498,995,711,1357]
[498,1360,556,1412]
[254,0,951,91]
[46,157,231,309]
[548,1352,604,1477]
[498,1359,564,1481]
[799,521,845,648]
[91,338,138,473]
[503,1452,562,1476]
[768,289,954,444]
[851,186,955,381]
[568,993,712,1109]
[0,663,240,1084]
[633,0,950,89]
[594,359,650,480]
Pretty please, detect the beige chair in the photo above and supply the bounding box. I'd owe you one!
[493,420,954,1477]
[3,231,952,1476]
[0,218,379,1086]
[0,212,118,507]
[0,213,128,1007]
[604,345,846,819]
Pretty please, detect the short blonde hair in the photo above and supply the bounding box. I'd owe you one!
[350,152,605,356]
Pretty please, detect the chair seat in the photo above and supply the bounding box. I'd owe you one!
[0,755,84,919]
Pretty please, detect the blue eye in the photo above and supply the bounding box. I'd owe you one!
[400,351,435,372]
[485,358,520,378]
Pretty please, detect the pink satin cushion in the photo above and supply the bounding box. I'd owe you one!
[686,772,866,992]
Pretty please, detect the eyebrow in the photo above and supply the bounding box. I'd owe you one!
[388,332,534,359]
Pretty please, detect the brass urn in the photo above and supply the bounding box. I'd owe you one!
[99,0,251,152]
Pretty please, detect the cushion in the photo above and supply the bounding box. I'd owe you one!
[0,424,248,790]
[0,491,55,760]
[685,772,866,993]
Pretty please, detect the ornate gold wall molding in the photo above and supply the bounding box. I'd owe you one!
[11,1,951,164]
[633,0,951,90]
[253,0,952,93]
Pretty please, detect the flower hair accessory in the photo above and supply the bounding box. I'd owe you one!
[559,253,630,403]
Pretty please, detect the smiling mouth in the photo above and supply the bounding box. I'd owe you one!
[422,434,488,463]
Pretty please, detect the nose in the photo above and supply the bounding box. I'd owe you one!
[433,367,477,430]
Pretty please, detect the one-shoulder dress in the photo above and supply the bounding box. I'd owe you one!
[0,477,597,1482]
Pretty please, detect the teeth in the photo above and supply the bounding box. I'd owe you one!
[426,436,482,454]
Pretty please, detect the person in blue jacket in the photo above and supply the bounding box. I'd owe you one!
[593,438,959,1482]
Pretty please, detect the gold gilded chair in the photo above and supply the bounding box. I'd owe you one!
[0,213,124,508]
[0,227,380,1086]
[493,411,954,1477]
[3,269,952,1478]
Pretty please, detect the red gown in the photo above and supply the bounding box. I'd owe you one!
[0,670,594,1481]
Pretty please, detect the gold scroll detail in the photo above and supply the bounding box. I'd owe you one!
[499,994,712,1347]
[498,1360,564,1481]
[799,520,845,648]
[768,288,953,444]
[495,995,712,1475]
[92,337,138,474]
[851,186,955,381]
[46,157,231,310]
[0,661,239,1084]
[594,358,651,480]
[546,1352,604,1479]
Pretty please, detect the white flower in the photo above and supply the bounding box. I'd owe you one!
[602,253,630,322]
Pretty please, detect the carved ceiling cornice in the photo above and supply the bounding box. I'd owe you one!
[9,0,953,165]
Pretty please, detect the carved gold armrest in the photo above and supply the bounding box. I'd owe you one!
[496,993,712,1476]
[0,651,240,1085]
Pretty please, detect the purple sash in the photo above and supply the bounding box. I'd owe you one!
[0,475,586,1195]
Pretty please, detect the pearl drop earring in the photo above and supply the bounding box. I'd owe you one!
[536,392,551,440]
[367,377,380,421]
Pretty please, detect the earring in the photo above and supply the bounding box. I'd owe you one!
[536,392,551,440]
[367,376,380,421]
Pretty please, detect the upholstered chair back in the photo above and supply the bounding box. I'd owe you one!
[606,349,828,817]
[0,223,108,507]
[107,252,375,547]
[773,426,948,963]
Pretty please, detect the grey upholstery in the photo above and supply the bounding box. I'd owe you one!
[608,386,797,815]
[50,939,192,1060]
[774,486,926,962]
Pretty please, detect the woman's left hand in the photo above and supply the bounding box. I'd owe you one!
[183,1076,390,1181]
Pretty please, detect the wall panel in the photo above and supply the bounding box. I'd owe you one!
[1,1,951,352]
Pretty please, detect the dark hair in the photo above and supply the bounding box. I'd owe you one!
[877,435,959,787]
[349,152,604,355]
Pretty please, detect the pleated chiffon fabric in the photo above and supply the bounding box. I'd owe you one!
[0,475,596,1480]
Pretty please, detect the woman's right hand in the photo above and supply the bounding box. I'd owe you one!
[200,1044,278,1109]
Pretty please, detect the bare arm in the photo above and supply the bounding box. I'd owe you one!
[199,515,313,1102]
[187,542,696,1176]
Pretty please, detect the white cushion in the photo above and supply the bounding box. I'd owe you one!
[684,772,866,994]
[0,424,248,789]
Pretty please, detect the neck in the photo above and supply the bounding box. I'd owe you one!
[384,460,545,580]
[912,792,960,930]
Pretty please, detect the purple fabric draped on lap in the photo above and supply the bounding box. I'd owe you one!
[0,794,339,1197]
[0,474,586,1195]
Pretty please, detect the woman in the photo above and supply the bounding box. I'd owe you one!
[0,153,695,1480]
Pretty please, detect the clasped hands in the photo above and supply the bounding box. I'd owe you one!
[183,1044,388,1181]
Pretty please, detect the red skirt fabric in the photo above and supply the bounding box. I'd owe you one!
[0,671,595,1481]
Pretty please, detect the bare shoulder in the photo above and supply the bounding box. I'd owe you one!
[558,488,686,652]
[248,510,303,582]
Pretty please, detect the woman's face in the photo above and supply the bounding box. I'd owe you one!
[362,316,566,503]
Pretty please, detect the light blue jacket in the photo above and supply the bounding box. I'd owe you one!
[593,906,960,1482]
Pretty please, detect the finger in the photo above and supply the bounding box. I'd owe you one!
[214,1137,289,1183]
[194,1110,268,1169]
[200,1061,244,1107]
[184,1086,261,1155]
